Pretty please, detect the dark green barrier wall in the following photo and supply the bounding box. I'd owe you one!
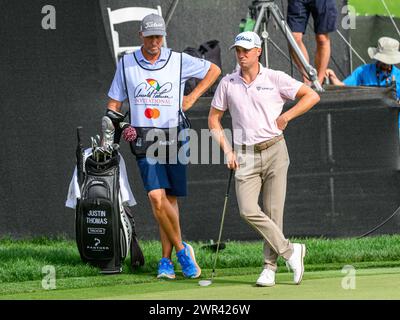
[1,0,398,239]
[182,87,400,239]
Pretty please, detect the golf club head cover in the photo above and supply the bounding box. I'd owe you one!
[105,109,125,143]
[101,116,115,148]
[121,123,137,142]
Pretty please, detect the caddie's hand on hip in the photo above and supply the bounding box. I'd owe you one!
[227,150,239,170]
[276,114,289,131]
[182,94,197,112]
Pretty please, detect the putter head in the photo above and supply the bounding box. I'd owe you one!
[90,137,96,159]
[198,279,212,287]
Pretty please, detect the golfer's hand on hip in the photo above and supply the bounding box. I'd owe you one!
[227,150,239,170]
[276,114,289,131]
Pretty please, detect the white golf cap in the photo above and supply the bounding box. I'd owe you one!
[230,31,262,50]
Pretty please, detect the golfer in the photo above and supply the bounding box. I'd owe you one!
[208,31,320,286]
[106,14,221,279]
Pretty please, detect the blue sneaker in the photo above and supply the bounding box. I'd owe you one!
[157,258,176,279]
[176,242,201,278]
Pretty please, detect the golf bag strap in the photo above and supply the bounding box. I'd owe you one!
[121,55,131,109]
[178,53,191,128]
[179,53,182,113]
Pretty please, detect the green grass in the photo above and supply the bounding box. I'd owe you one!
[1,235,400,298]
[349,0,400,17]
[0,235,400,283]
[1,235,400,283]
[1,268,400,300]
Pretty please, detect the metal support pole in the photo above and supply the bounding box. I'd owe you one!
[252,2,323,91]
[262,23,269,68]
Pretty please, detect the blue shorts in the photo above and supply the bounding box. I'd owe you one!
[287,0,338,34]
[136,157,187,197]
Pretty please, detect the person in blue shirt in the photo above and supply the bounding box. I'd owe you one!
[106,14,221,280]
[326,37,400,131]
[326,37,400,99]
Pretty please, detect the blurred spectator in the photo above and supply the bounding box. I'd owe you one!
[287,0,338,85]
[326,37,400,100]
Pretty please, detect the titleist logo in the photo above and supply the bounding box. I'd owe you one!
[145,22,164,29]
[235,35,252,42]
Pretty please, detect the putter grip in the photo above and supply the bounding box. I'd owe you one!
[226,169,234,196]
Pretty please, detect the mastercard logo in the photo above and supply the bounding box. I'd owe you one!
[144,108,160,119]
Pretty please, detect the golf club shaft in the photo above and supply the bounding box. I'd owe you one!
[211,169,234,278]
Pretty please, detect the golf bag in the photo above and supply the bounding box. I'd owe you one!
[75,148,144,274]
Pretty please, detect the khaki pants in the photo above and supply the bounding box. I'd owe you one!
[235,139,293,271]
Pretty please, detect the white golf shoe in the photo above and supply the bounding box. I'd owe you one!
[286,243,306,284]
[256,269,276,287]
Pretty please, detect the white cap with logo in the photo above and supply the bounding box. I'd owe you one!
[230,31,262,50]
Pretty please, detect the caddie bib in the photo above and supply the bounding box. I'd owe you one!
[124,50,182,129]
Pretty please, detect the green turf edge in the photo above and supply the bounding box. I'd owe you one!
[1,260,399,297]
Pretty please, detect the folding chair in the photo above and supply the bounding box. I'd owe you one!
[107,6,167,64]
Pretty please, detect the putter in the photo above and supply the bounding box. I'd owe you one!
[112,143,120,157]
[198,169,234,287]
[96,134,101,146]
[97,147,104,162]
[91,137,96,158]
[94,140,99,162]
[96,135,101,161]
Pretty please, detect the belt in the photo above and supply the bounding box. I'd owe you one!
[240,135,284,152]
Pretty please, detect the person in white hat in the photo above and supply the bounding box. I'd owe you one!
[326,37,400,100]
[209,31,320,286]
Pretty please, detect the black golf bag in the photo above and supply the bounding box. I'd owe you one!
[75,147,144,274]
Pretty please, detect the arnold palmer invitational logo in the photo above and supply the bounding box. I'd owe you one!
[134,79,174,108]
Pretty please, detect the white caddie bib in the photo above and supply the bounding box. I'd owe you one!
[123,51,182,129]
